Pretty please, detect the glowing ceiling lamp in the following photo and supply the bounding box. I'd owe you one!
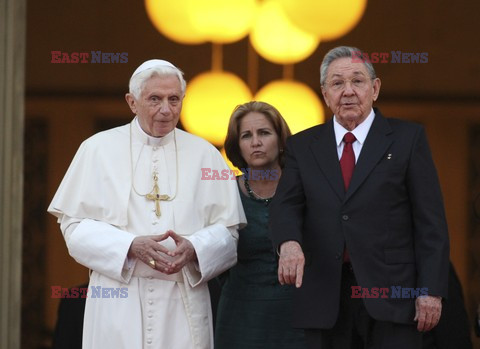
[250,0,319,64]
[276,0,368,41]
[146,0,257,44]
[189,0,257,44]
[181,71,253,147]
[254,80,324,134]
[145,0,206,44]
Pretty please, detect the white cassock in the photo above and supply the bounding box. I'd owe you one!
[48,118,247,349]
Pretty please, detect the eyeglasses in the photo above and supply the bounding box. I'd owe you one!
[325,77,373,91]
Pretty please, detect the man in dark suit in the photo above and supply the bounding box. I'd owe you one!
[269,46,450,349]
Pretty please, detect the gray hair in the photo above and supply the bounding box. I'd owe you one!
[320,46,376,86]
[129,66,187,99]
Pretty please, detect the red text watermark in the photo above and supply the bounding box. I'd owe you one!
[352,51,428,64]
[51,51,128,63]
[51,285,128,298]
[351,286,428,298]
[201,168,280,180]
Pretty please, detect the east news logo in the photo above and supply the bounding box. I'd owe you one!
[352,50,428,64]
[351,286,428,298]
[51,51,128,63]
[51,285,128,298]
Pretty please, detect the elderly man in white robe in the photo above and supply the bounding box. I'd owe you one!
[48,59,246,349]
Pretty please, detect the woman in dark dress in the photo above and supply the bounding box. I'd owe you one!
[215,101,306,348]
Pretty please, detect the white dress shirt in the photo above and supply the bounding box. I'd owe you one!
[333,108,376,162]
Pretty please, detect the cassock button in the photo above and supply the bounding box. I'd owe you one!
[148,287,154,292]
[342,215,349,221]
[148,314,153,318]
[148,300,153,305]
[147,327,152,332]
[147,339,152,344]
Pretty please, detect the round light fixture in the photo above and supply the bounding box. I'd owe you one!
[254,79,324,134]
[250,0,319,64]
[276,0,368,41]
[181,71,253,146]
[145,0,206,44]
[189,0,257,44]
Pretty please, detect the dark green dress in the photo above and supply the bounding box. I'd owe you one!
[214,183,306,349]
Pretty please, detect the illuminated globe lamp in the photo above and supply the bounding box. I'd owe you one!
[145,0,257,45]
[276,0,368,41]
[254,80,324,135]
[181,71,253,147]
[188,0,257,44]
[145,0,206,44]
[250,0,319,64]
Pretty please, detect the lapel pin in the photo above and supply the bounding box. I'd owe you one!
[387,153,392,160]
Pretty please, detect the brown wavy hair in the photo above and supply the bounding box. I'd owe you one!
[224,101,291,170]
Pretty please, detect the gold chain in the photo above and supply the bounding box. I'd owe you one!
[129,119,179,201]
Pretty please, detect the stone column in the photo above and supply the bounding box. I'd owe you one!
[0,0,26,347]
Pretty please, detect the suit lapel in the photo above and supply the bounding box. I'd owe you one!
[345,110,393,201]
[309,120,345,201]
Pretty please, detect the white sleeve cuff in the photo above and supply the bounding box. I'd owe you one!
[66,218,136,283]
[183,224,238,287]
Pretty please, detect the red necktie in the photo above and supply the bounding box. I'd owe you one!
[340,132,356,262]
[340,132,356,190]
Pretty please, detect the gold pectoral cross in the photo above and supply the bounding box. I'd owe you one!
[145,173,170,217]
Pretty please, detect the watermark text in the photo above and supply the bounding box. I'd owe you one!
[352,51,428,64]
[201,168,279,180]
[51,51,128,63]
[351,286,428,299]
[51,285,128,298]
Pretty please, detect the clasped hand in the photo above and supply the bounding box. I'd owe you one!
[128,230,197,274]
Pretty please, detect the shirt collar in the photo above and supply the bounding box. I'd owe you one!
[333,108,375,146]
[133,116,175,146]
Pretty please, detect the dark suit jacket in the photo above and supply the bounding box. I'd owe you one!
[269,108,449,329]
[422,263,472,349]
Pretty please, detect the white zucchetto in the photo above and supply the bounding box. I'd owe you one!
[131,59,177,79]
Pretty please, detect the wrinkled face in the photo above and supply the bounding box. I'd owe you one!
[238,112,280,170]
[321,57,381,130]
[125,74,183,137]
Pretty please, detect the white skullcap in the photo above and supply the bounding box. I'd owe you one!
[131,59,177,79]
